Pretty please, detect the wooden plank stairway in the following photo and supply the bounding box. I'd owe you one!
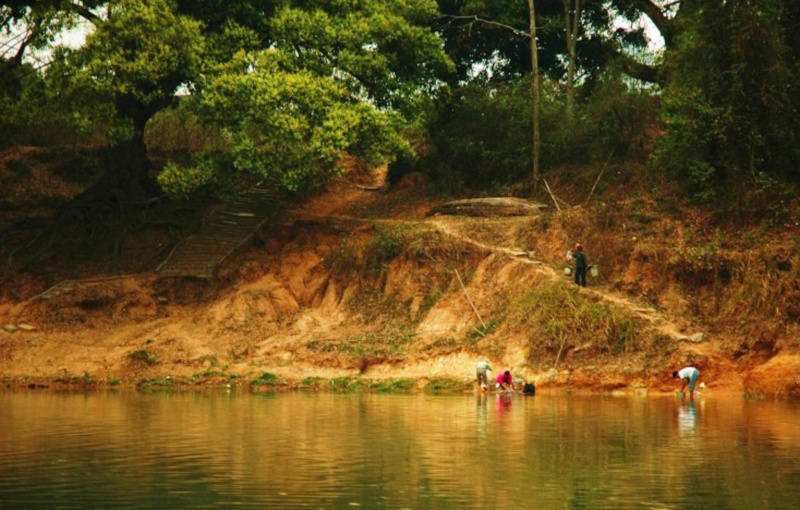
[156,184,279,278]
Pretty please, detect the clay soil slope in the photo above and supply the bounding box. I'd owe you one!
[1,152,799,397]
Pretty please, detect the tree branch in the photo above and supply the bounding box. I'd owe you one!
[441,14,530,39]
[627,0,676,46]
[620,53,663,85]
[64,1,100,24]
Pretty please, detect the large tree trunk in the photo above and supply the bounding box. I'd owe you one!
[96,95,159,202]
[563,0,581,116]
[528,0,541,192]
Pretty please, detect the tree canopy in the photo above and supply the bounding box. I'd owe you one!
[1,0,798,212]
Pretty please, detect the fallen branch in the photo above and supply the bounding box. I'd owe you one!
[454,268,486,331]
[554,336,568,370]
[542,178,562,211]
[585,149,615,205]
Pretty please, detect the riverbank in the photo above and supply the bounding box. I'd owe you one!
[2,153,799,398]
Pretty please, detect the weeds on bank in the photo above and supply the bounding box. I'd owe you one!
[300,376,323,388]
[127,349,158,366]
[369,378,415,393]
[55,370,93,384]
[329,223,474,288]
[252,372,280,386]
[329,376,363,391]
[327,377,416,393]
[306,330,415,367]
[514,283,644,358]
[330,224,437,280]
[137,376,172,391]
[424,377,471,394]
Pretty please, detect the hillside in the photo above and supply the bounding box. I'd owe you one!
[1,147,799,397]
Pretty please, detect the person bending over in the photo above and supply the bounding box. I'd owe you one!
[673,366,701,398]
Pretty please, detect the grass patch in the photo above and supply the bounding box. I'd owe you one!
[514,283,643,356]
[466,317,502,341]
[300,376,323,389]
[329,376,363,392]
[369,378,415,393]
[136,377,172,390]
[127,349,158,366]
[424,377,471,394]
[196,354,218,367]
[252,372,280,386]
[306,330,415,364]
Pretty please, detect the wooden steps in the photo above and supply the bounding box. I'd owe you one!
[157,184,279,278]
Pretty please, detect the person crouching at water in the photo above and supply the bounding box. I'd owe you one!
[673,366,701,399]
[496,370,513,392]
[476,360,492,391]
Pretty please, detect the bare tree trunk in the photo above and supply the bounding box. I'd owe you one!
[563,0,581,116]
[527,0,541,193]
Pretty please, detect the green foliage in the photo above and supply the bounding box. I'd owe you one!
[0,63,82,148]
[253,372,280,386]
[252,372,280,385]
[300,376,323,388]
[136,377,172,390]
[146,104,227,155]
[415,75,655,191]
[416,80,532,191]
[654,0,800,203]
[158,0,450,197]
[159,49,411,195]
[49,0,205,136]
[269,0,452,110]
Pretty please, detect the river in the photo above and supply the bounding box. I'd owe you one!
[1,391,798,509]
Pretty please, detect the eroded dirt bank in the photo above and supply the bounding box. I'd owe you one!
[1,163,799,397]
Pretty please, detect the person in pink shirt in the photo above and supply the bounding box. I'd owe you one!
[496,370,513,391]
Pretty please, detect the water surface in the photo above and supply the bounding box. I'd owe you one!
[1,391,798,509]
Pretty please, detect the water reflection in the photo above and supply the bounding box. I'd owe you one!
[678,398,697,433]
[0,392,798,509]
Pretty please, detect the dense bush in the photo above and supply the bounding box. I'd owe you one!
[412,74,658,193]
[653,0,800,204]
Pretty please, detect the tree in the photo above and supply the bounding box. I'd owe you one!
[159,51,411,195]
[527,0,541,190]
[653,0,800,203]
[161,0,452,196]
[44,0,203,199]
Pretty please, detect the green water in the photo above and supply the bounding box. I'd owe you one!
[0,391,798,509]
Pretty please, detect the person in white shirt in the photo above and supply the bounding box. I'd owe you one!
[673,366,701,398]
[476,360,492,391]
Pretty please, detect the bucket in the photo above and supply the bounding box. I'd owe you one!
[564,267,572,275]
[590,265,599,277]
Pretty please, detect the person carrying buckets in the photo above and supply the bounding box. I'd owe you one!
[572,243,588,287]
